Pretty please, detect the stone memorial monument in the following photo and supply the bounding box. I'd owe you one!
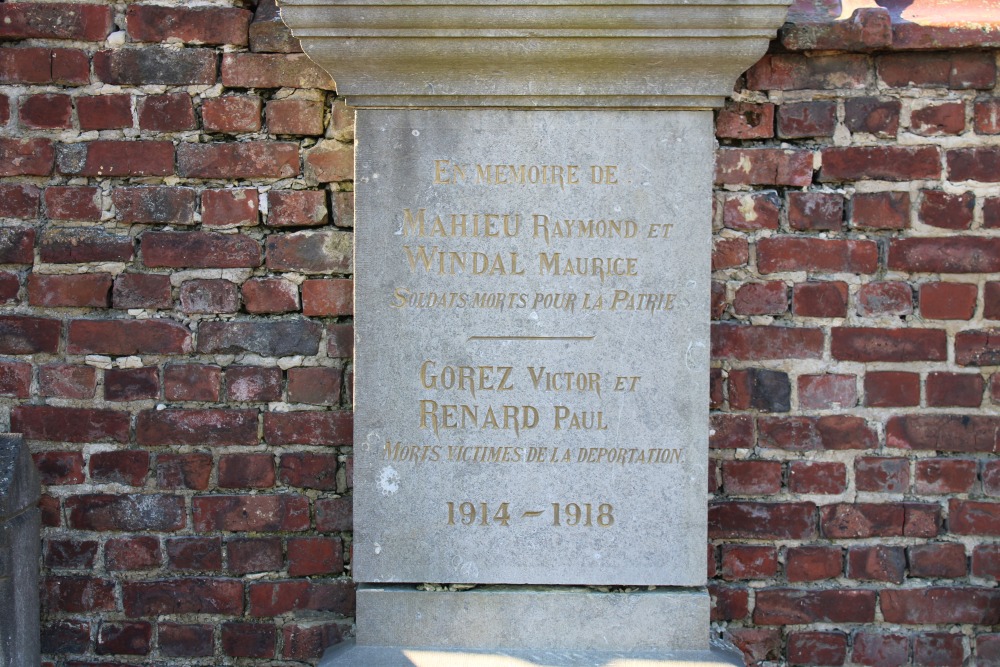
[0,434,41,667]
[278,2,790,664]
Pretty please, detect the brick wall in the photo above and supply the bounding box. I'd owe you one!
[1,0,999,664]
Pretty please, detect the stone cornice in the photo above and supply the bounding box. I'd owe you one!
[278,0,791,108]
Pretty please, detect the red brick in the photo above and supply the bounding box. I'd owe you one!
[57,140,173,177]
[712,237,748,270]
[722,460,782,495]
[957,329,1000,366]
[39,364,96,399]
[33,451,84,485]
[193,495,310,532]
[0,2,112,40]
[753,589,876,624]
[202,188,259,227]
[43,577,116,613]
[227,537,283,574]
[282,622,346,661]
[105,367,159,402]
[122,579,244,616]
[855,456,909,493]
[137,409,258,447]
[198,320,322,356]
[179,279,239,314]
[301,279,353,316]
[720,545,777,581]
[709,368,723,409]
[76,95,132,130]
[305,140,355,182]
[714,148,812,186]
[66,494,184,531]
[919,282,977,320]
[266,230,353,274]
[788,461,846,494]
[44,539,97,569]
[287,537,344,576]
[266,99,325,136]
[327,322,353,358]
[977,635,1000,664]
[219,453,275,489]
[0,137,54,176]
[973,545,1000,578]
[137,93,196,132]
[950,499,1000,535]
[222,621,275,658]
[921,190,975,231]
[777,100,836,138]
[864,371,920,407]
[39,495,60,527]
[279,452,340,490]
[0,185,39,221]
[914,633,964,666]
[225,366,283,402]
[243,278,299,314]
[112,274,171,310]
[156,453,212,491]
[787,631,848,666]
[856,282,911,317]
[247,580,354,616]
[45,186,101,221]
[201,96,262,134]
[911,101,966,135]
[28,273,110,308]
[19,93,72,129]
[888,414,1000,453]
[333,190,353,227]
[715,102,774,139]
[746,53,869,90]
[710,414,753,450]
[798,374,856,409]
[90,450,149,486]
[0,95,7,125]
[729,628,782,664]
[105,536,161,571]
[0,273,18,303]
[788,192,844,231]
[68,319,191,355]
[849,191,909,230]
[948,147,1000,182]
[786,546,842,582]
[0,360,31,398]
[0,227,34,265]
[721,192,780,231]
[221,53,335,89]
[882,587,1000,624]
[41,229,133,264]
[878,52,996,89]
[708,501,817,539]
[759,415,877,451]
[758,237,877,274]
[984,460,1000,495]
[728,369,790,412]
[287,367,341,405]
[0,47,89,85]
[13,406,128,443]
[781,7,890,50]
[264,411,352,446]
[985,282,1000,318]
[832,327,945,362]
[792,281,847,317]
[142,231,262,269]
[0,315,60,354]
[889,236,1000,273]
[163,364,222,402]
[94,47,216,85]
[249,0,303,54]
[975,98,1000,134]
[126,5,251,45]
[316,497,352,532]
[845,97,901,136]
[267,190,328,227]
[847,545,905,583]
[733,281,787,316]
[166,536,222,571]
[820,146,940,181]
[177,142,299,179]
[712,324,823,360]
[821,503,904,538]
[915,458,978,494]
[96,622,152,656]
[909,543,967,579]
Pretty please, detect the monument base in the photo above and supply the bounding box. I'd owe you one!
[321,586,745,666]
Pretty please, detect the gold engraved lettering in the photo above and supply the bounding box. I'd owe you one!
[419,360,515,398]
[382,440,441,463]
[403,246,526,276]
[647,223,674,239]
[528,367,602,396]
[419,400,539,436]
[589,165,618,184]
[532,214,637,245]
[613,376,640,391]
[610,291,675,312]
[402,209,522,238]
[537,253,638,282]
[553,406,608,431]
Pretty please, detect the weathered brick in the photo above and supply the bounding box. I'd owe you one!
[788,461,847,495]
[57,141,174,177]
[113,274,172,310]
[248,580,354,616]
[266,99,325,136]
[66,494,185,531]
[911,101,966,136]
[33,451,84,485]
[126,5,251,46]
[0,2,112,40]
[754,589,876,624]
[193,495,310,532]
[909,543,967,579]
[227,537,283,574]
[166,536,222,571]
[279,452,340,490]
[301,279,353,316]
[0,315,60,354]
[198,320,322,356]
[712,323,824,360]
[225,366,283,402]
[304,140,355,183]
[746,54,869,90]
[250,0,302,53]
[96,621,152,656]
[722,460,782,495]
[266,230,353,274]
[798,374,856,410]
[315,497,352,533]
[142,231,262,268]
[0,273,18,303]
[44,186,101,221]
[287,537,343,576]
[221,53,335,89]
[267,190,328,227]
[67,319,192,355]
[28,273,111,308]
[0,227,35,264]
[757,237,877,274]
[787,631,848,666]
[19,93,72,129]
[40,228,133,264]
[0,185,39,220]
[820,503,903,538]
[177,142,299,179]
[105,536,161,571]
[849,191,909,230]
[41,619,91,655]
[104,367,159,402]
[76,95,132,131]
[0,137,54,176]
[0,47,89,85]
[708,501,817,539]
[721,192,780,231]
[287,367,341,406]
[43,577,116,613]
[219,454,274,489]
[878,52,996,89]
[710,414,753,450]
[263,411,353,446]
[202,188,259,227]
[788,192,844,231]
[715,102,775,139]
[733,281,787,316]
[948,147,1000,182]
[715,148,812,186]
[920,282,977,320]
[855,456,909,492]
[915,458,978,494]
[12,406,128,443]
[90,450,149,486]
[821,146,940,181]
[786,546,843,582]
[712,237,748,270]
[39,364,96,399]
[156,453,212,491]
[759,415,877,451]
[137,93,196,132]
[201,96,262,134]
[163,364,222,402]
[222,621,276,659]
[123,579,244,617]
[243,278,299,314]
[831,327,946,362]
[781,7,891,50]
[865,371,920,407]
[282,622,346,661]
[792,281,848,318]
[777,101,837,138]
[0,360,31,398]
[882,587,1000,624]
[137,409,259,447]
[845,96,900,136]
[887,414,1000,453]
[956,330,1000,366]
[179,279,239,314]
[94,47,217,85]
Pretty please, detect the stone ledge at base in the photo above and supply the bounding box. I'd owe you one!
[321,642,746,667]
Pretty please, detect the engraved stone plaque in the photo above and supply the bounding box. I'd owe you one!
[353,108,712,587]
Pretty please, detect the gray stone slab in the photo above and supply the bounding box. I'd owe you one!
[355,586,709,652]
[353,108,713,587]
[0,434,40,521]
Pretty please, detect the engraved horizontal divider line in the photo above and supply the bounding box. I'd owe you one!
[289,29,785,38]
[278,0,790,7]
[467,335,596,342]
